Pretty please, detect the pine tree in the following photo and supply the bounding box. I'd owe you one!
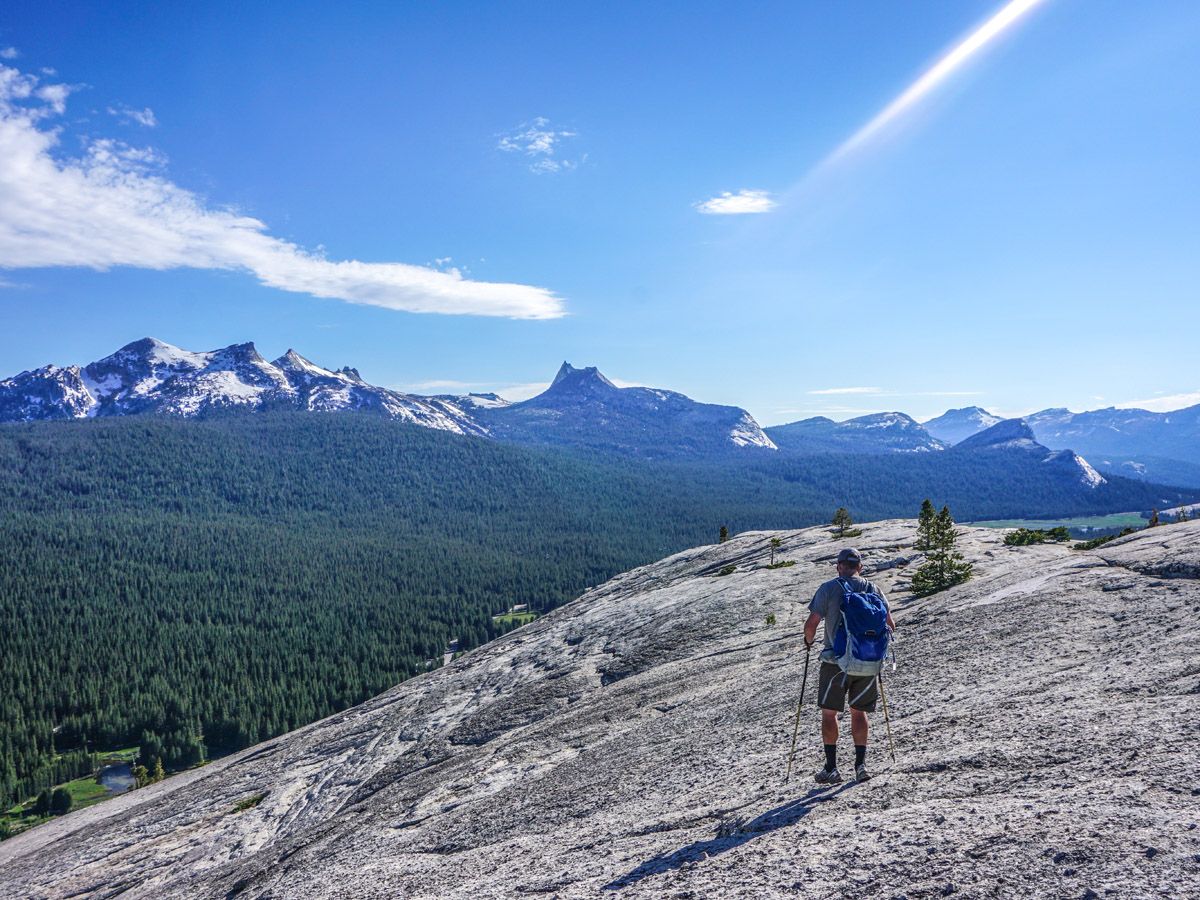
[1148,508,1160,527]
[719,525,729,543]
[915,499,936,553]
[832,507,852,537]
[50,787,72,815]
[34,788,51,816]
[153,757,166,783]
[911,503,972,596]
[132,764,150,789]
[769,537,781,565]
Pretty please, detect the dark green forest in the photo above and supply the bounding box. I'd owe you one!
[1,413,1193,810]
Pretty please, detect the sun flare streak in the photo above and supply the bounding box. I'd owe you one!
[830,0,1049,162]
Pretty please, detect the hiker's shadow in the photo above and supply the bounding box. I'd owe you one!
[603,783,852,891]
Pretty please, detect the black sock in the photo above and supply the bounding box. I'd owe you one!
[824,744,837,772]
[855,745,867,767]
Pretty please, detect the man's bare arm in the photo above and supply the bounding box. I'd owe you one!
[803,611,821,648]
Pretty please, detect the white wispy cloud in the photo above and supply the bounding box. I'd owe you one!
[496,381,551,401]
[1116,391,1200,413]
[808,386,881,396]
[694,189,776,215]
[0,65,564,319]
[402,379,478,393]
[909,391,984,397]
[108,103,157,127]
[498,117,582,174]
[807,387,981,397]
[0,48,18,61]
[771,406,883,420]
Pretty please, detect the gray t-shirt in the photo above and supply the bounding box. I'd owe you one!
[808,575,889,654]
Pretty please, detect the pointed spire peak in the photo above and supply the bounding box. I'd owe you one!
[275,348,312,367]
[550,362,616,390]
[273,349,339,378]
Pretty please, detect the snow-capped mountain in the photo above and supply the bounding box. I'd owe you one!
[0,365,97,422]
[922,406,1003,445]
[0,338,487,436]
[472,362,776,457]
[952,418,1106,488]
[81,339,296,417]
[766,411,946,454]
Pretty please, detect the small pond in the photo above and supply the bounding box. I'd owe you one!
[97,763,135,795]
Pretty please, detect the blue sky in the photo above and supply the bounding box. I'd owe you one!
[1,0,1197,424]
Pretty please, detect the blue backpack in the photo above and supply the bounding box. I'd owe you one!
[831,578,891,676]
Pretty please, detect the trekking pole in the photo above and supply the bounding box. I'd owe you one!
[877,672,897,764]
[784,643,812,784]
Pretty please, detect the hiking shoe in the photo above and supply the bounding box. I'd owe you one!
[854,763,871,783]
[815,767,842,784]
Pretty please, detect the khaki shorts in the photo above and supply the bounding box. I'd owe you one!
[817,661,878,713]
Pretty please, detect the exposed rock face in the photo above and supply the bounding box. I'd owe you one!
[3,520,1198,897]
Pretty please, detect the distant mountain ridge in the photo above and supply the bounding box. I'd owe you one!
[916,402,1200,488]
[5,339,1200,484]
[766,412,946,455]
[922,406,1003,445]
[0,340,773,458]
[0,338,487,436]
[951,418,1106,488]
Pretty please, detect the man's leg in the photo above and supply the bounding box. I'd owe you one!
[850,696,874,779]
[821,708,839,745]
[819,709,839,776]
[816,664,847,781]
[850,708,869,746]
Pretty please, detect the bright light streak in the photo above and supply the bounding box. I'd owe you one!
[830,0,1049,162]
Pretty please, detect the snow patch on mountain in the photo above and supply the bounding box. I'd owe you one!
[729,413,777,449]
[1044,449,1107,488]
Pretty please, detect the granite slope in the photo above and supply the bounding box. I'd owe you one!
[2,521,1198,899]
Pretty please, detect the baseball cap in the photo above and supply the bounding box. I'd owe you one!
[836,548,862,564]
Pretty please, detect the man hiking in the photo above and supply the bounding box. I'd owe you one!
[803,548,894,784]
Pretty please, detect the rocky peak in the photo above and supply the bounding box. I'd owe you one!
[922,406,1003,445]
[844,411,922,430]
[954,417,1043,452]
[273,349,337,379]
[548,362,617,392]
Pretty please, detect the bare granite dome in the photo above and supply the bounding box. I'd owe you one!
[2,521,1198,897]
